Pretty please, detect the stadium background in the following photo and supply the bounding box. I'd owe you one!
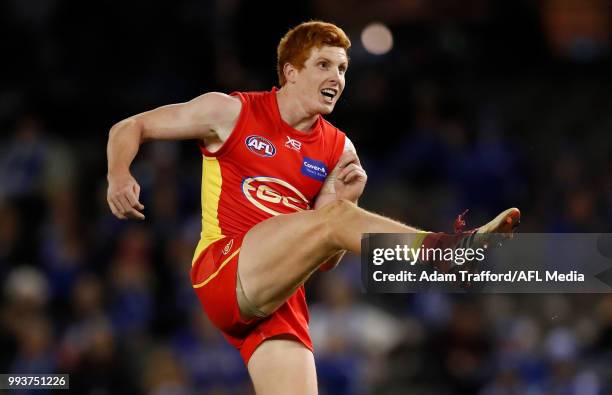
[1,0,612,394]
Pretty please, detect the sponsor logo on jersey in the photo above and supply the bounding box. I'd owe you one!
[242,176,310,216]
[245,135,276,157]
[301,157,328,182]
[222,239,233,255]
[285,136,302,151]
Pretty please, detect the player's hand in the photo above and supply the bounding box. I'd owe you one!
[107,172,145,220]
[334,150,367,202]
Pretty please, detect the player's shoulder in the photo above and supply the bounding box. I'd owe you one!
[320,117,344,134]
[318,117,349,165]
[230,89,272,105]
[191,92,241,115]
[230,89,284,123]
[182,93,242,136]
[320,117,347,143]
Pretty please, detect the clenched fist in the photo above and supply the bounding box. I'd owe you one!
[107,172,145,220]
[334,150,367,202]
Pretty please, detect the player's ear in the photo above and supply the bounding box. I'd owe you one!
[283,63,298,84]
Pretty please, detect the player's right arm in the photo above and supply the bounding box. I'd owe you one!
[106,92,241,220]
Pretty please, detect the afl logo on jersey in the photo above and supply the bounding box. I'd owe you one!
[242,176,310,216]
[245,135,276,157]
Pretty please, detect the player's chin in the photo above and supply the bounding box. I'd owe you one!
[318,102,336,114]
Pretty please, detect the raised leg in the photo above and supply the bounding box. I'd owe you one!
[237,200,520,318]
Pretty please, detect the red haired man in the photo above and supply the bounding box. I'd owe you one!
[107,21,519,394]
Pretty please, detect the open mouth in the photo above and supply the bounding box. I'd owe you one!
[320,88,338,103]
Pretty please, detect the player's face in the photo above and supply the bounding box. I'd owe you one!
[295,46,348,115]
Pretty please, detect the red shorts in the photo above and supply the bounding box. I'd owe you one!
[191,234,313,365]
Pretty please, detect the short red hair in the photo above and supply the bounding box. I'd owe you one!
[277,21,351,86]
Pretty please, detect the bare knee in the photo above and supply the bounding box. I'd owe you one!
[316,199,358,250]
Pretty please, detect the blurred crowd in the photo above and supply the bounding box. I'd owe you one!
[2,0,612,394]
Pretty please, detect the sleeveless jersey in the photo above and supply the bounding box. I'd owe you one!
[192,88,347,263]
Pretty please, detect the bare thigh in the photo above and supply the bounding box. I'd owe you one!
[248,338,318,395]
[237,208,338,315]
[237,200,416,316]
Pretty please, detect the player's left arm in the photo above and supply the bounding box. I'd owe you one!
[314,137,367,270]
[314,137,367,208]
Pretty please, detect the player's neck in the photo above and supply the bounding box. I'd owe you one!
[276,87,318,133]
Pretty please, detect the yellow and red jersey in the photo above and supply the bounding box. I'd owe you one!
[192,88,346,263]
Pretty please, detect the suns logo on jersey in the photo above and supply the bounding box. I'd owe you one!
[245,135,276,157]
[242,176,310,216]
